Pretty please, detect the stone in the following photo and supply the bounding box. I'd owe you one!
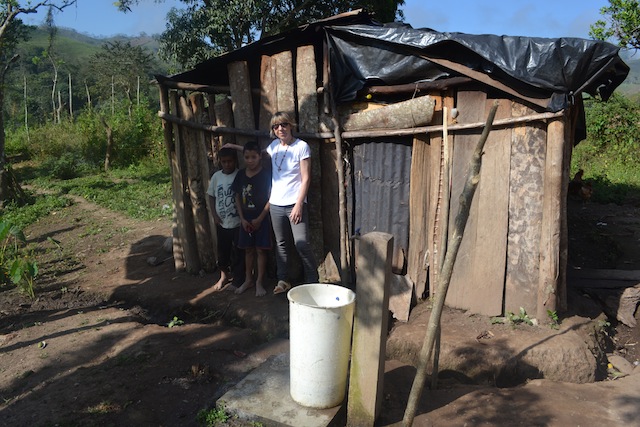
[608,354,635,376]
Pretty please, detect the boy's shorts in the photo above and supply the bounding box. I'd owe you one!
[238,219,272,250]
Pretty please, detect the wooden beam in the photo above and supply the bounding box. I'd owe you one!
[159,108,564,141]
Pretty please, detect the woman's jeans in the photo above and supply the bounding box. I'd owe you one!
[270,203,318,283]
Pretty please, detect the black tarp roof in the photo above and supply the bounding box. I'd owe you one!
[168,10,628,112]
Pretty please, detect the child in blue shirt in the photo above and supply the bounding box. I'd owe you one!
[230,141,272,297]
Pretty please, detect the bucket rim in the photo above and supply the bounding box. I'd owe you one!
[287,283,355,308]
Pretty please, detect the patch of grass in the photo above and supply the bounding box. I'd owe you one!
[30,161,172,221]
[0,192,73,230]
[572,144,640,205]
[196,405,230,426]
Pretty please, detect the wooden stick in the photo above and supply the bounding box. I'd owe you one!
[430,106,451,391]
[333,114,350,284]
[402,101,500,427]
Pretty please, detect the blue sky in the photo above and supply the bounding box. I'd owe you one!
[24,0,610,40]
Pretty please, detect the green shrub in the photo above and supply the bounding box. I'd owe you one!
[0,221,38,298]
[572,93,640,204]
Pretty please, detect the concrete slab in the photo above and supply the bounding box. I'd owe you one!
[217,353,345,427]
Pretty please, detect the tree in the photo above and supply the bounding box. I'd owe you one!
[117,0,405,68]
[0,0,77,204]
[87,40,157,111]
[590,0,640,49]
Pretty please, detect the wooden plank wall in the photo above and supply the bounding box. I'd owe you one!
[445,90,485,309]
[504,102,547,314]
[445,91,510,315]
[408,133,430,298]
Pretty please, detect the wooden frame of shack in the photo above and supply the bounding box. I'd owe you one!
[155,10,628,320]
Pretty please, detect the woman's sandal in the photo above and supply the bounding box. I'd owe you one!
[273,280,291,295]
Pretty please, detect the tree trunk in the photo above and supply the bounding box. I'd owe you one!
[101,117,114,172]
[68,73,73,120]
[23,75,29,143]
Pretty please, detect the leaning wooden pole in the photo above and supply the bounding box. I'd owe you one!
[402,101,499,426]
[332,115,350,284]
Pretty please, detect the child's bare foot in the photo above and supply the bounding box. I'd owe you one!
[255,282,266,297]
[212,273,228,291]
[234,280,255,294]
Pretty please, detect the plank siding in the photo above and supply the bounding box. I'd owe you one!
[504,102,547,314]
[446,90,486,309]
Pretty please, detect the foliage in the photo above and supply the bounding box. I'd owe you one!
[582,94,640,164]
[196,405,229,426]
[136,0,406,68]
[491,307,535,326]
[506,307,534,326]
[31,159,172,221]
[0,190,72,230]
[0,221,38,298]
[571,93,640,204]
[590,0,640,49]
[167,316,184,328]
[87,40,158,107]
[547,310,559,330]
[6,101,165,169]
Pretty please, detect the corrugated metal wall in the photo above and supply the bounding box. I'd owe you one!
[351,138,413,271]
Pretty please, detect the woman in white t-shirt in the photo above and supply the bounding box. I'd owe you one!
[267,111,318,294]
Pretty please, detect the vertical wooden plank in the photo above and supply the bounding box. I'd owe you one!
[504,102,546,314]
[537,115,567,320]
[179,95,214,272]
[463,98,511,315]
[296,45,325,282]
[206,93,220,167]
[159,84,185,272]
[228,61,255,147]
[170,91,200,273]
[408,133,430,299]
[258,55,277,146]
[274,50,295,115]
[445,90,486,309]
[191,93,218,266]
[213,97,235,147]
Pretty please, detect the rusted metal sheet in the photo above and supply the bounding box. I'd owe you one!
[353,139,412,272]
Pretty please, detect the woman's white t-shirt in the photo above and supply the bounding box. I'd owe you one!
[266,138,310,206]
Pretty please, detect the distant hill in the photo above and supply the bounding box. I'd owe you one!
[21,26,170,73]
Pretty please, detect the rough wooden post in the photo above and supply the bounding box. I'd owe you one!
[538,115,566,320]
[178,95,214,272]
[347,232,393,426]
[158,84,185,271]
[191,93,218,266]
[296,45,325,281]
[170,90,200,273]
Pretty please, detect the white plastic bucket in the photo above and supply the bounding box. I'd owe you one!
[287,283,356,408]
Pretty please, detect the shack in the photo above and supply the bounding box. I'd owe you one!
[155,10,628,320]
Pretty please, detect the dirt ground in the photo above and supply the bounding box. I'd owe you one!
[0,193,639,426]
